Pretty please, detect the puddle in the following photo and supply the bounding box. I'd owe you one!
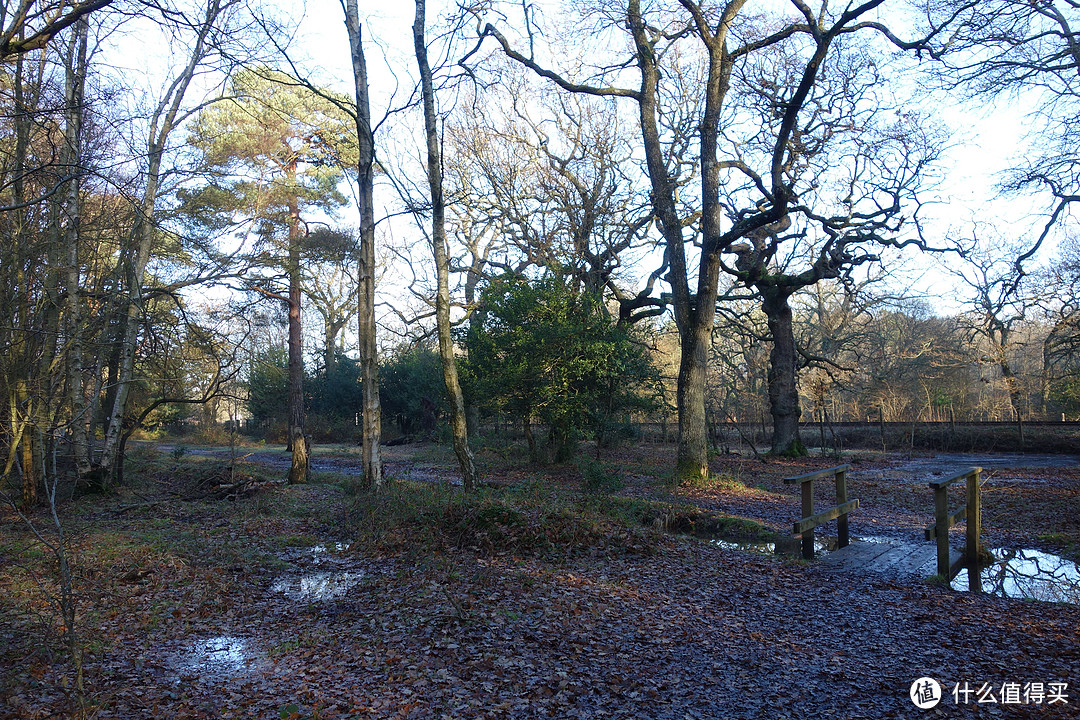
[174,636,259,679]
[951,548,1080,604]
[269,571,366,601]
[894,453,1080,475]
[310,542,350,559]
[712,535,904,559]
[711,535,854,557]
[279,542,352,565]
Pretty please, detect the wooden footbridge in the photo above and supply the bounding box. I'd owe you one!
[786,464,984,586]
[819,538,961,576]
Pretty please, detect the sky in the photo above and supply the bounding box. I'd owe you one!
[99,0,1072,341]
[284,0,1065,308]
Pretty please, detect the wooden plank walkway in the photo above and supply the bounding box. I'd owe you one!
[821,540,963,577]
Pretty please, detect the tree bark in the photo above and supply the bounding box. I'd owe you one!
[61,19,90,477]
[413,0,478,491]
[287,192,308,484]
[344,1,382,489]
[625,0,708,482]
[762,286,805,456]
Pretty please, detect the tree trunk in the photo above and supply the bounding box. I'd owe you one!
[324,318,344,377]
[344,2,382,489]
[994,326,1026,447]
[287,192,308,484]
[1041,332,1052,417]
[99,309,122,432]
[627,0,708,482]
[19,389,36,508]
[762,287,805,456]
[675,321,710,480]
[61,19,90,477]
[9,53,41,508]
[523,417,538,463]
[463,267,485,438]
[413,0,478,492]
[4,386,34,509]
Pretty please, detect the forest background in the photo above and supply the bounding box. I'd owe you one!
[2,0,1080,500]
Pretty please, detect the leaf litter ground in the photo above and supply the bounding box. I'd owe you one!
[2,442,1079,719]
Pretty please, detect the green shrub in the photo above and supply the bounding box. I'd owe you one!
[460,274,661,463]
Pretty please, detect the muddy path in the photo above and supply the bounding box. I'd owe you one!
[150,442,457,485]
[150,441,1080,484]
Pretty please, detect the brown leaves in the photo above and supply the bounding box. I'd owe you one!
[5,446,1080,719]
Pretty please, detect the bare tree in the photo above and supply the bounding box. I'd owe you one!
[413,0,478,490]
[342,0,383,489]
[951,231,1045,439]
[909,1,1080,424]
[304,227,361,376]
[1041,236,1080,417]
[61,17,91,476]
[475,0,938,471]
[920,0,1080,269]
[0,0,114,59]
[98,0,244,486]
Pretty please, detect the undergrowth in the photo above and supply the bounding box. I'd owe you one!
[345,479,780,558]
[346,480,661,557]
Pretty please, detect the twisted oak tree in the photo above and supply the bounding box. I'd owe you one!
[475,0,937,469]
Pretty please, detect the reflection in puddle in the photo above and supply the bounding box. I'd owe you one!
[278,542,351,565]
[952,548,1080,604]
[270,571,365,601]
[310,543,350,560]
[176,636,257,678]
[711,535,847,557]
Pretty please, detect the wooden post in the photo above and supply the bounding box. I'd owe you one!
[934,484,950,577]
[801,479,815,560]
[836,467,849,549]
[879,405,886,449]
[786,465,856,561]
[819,408,825,458]
[966,468,983,592]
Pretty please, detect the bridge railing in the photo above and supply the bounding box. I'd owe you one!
[783,464,859,560]
[924,467,983,583]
